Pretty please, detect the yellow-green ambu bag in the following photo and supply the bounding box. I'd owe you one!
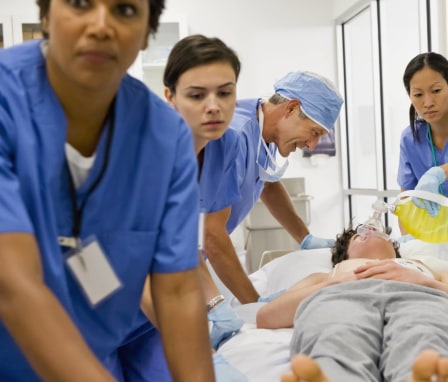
[390,190,448,243]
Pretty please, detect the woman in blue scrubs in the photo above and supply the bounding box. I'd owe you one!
[112,34,248,382]
[0,0,214,381]
[163,34,244,352]
[398,52,448,225]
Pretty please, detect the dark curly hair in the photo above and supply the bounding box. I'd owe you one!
[331,224,401,267]
[36,0,165,39]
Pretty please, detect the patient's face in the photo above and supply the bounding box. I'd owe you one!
[347,234,397,261]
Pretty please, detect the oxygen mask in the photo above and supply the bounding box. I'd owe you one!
[357,200,391,242]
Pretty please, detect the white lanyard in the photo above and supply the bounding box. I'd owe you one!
[256,103,278,165]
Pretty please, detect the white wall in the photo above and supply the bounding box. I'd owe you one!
[0,0,39,15]
[165,0,352,238]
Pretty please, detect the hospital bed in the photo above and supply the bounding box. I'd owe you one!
[216,241,448,382]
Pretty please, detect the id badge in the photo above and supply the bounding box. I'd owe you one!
[65,237,122,306]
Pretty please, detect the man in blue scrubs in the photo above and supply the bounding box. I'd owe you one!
[204,71,344,303]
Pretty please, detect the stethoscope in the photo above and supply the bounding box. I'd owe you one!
[427,123,446,196]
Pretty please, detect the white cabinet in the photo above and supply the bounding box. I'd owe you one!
[128,15,188,98]
[11,15,42,44]
[243,178,313,273]
[0,14,41,48]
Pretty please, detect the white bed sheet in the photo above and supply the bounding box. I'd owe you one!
[217,248,332,382]
[217,241,448,382]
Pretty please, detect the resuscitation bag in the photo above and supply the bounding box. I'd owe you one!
[390,190,448,243]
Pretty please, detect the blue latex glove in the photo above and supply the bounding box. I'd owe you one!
[257,289,286,303]
[396,234,415,244]
[208,301,244,350]
[300,234,335,249]
[413,166,446,216]
[213,353,248,382]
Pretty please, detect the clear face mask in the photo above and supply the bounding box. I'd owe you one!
[356,224,392,242]
[256,103,289,182]
[357,200,391,242]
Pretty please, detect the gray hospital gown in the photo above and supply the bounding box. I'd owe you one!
[290,279,448,382]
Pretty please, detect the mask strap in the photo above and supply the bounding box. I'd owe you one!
[256,103,264,163]
[257,103,281,165]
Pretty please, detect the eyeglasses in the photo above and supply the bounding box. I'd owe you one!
[356,224,392,242]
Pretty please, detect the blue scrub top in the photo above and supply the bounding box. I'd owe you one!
[0,40,199,381]
[398,121,448,196]
[226,98,274,233]
[108,115,244,381]
[199,128,242,213]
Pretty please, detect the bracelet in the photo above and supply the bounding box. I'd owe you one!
[206,294,224,312]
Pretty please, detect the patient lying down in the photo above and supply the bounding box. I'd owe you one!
[257,225,448,329]
[281,349,448,382]
[257,224,448,382]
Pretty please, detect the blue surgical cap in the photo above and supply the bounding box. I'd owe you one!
[273,71,344,131]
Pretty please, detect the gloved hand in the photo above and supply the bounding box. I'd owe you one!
[213,353,248,382]
[300,234,335,249]
[413,166,446,216]
[257,289,286,303]
[208,301,244,350]
[396,234,415,244]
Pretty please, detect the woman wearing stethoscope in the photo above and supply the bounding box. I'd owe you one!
[398,52,448,233]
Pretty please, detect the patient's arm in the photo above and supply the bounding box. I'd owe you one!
[424,269,448,293]
[256,271,356,329]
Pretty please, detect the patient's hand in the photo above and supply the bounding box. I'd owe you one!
[354,260,430,285]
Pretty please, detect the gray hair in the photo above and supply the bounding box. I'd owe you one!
[268,93,307,119]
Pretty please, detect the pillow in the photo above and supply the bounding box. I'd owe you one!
[262,248,332,295]
[399,240,448,271]
[400,240,448,261]
[223,248,331,308]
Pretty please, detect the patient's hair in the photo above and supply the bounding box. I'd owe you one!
[331,225,401,266]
